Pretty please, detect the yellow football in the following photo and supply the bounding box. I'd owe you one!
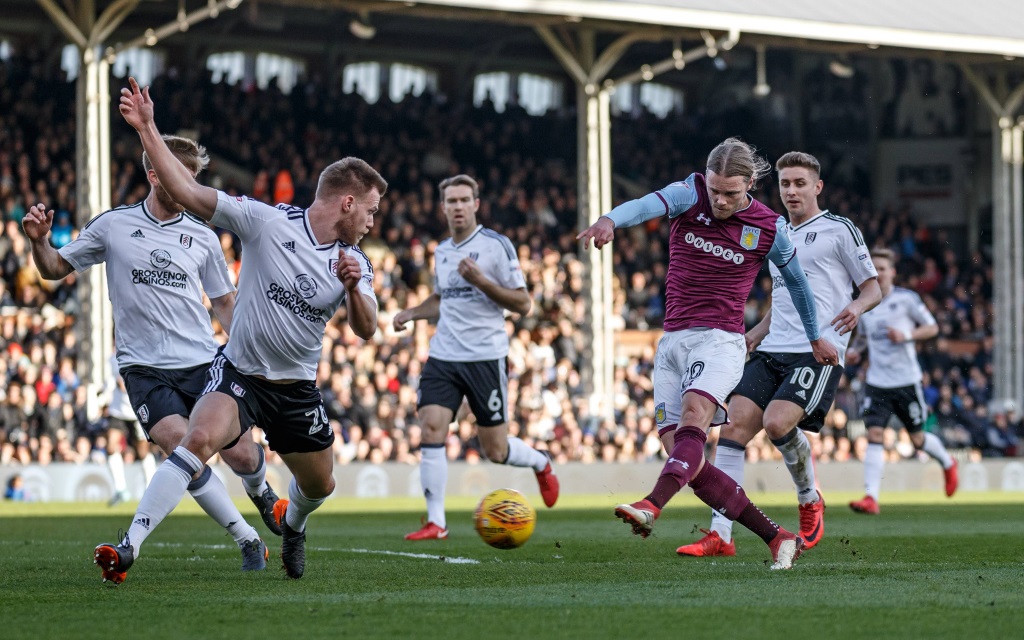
[473,488,537,549]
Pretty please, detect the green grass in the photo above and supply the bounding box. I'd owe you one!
[2,492,1023,639]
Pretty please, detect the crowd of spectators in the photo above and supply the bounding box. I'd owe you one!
[0,48,1020,479]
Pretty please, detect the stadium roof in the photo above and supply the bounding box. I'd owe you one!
[390,0,1024,58]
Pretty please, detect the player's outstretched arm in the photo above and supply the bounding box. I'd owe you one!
[578,176,699,249]
[392,293,441,332]
[119,77,218,221]
[22,203,74,280]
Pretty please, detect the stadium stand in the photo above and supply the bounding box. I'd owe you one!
[0,48,1019,476]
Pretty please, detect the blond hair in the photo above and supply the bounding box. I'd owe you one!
[142,135,210,176]
[706,137,772,189]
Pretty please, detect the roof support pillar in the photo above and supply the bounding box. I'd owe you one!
[962,64,1024,412]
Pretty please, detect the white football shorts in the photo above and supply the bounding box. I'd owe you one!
[652,327,745,434]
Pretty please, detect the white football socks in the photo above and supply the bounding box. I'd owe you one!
[864,442,885,500]
[234,444,269,497]
[920,432,955,469]
[124,446,202,554]
[188,466,259,546]
[709,443,745,542]
[108,451,128,494]
[141,452,157,488]
[285,477,326,533]
[775,429,819,505]
[420,444,448,529]
[504,436,549,472]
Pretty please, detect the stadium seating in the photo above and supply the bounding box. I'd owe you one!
[0,50,1018,471]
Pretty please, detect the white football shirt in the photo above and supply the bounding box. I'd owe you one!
[212,192,376,381]
[429,225,526,362]
[59,201,234,369]
[758,211,877,364]
[860,287,936,388]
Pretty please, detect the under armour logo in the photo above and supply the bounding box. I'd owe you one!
[667,457,690,470]
[131,229,145,238]
[696,213,712,226]
[282,241,296,253]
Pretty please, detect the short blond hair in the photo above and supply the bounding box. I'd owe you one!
[142,135,209,176]
[870,247,895,263]
[316,157,388,199]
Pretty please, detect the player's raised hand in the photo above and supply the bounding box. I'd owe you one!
[335,251,362,291]
[576,216,615,250]
[457,256,486,286]
[810,338,840,366]
[22,203,54,241]
[119,77,154,131]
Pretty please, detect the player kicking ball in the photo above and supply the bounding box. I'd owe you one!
[579,139,837,569]
[676,151,880,558]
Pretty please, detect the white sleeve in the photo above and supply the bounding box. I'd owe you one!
[836,227,877,287]
[349,246,378,310]
[58,212,111,272]
[494,235,527,290]
[211,192,278,242]
[199,234,235,300]
[908,292,936,326]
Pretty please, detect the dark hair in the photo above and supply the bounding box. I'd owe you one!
[142,135,209,176]
[438,174,480,199]
[316,157,388,199]
[775,151,822,178]
[706,137,772,189]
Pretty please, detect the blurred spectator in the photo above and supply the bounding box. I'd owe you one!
[4,472,26,500]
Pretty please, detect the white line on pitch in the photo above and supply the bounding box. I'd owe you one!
[328,547,479,564]
[148,541,479,564]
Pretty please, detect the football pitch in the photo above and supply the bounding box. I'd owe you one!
[3,492,1023,639]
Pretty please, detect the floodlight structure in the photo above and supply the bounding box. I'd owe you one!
[753,44,771,97]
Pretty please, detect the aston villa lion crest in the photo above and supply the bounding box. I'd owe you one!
[739,225,760,250]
